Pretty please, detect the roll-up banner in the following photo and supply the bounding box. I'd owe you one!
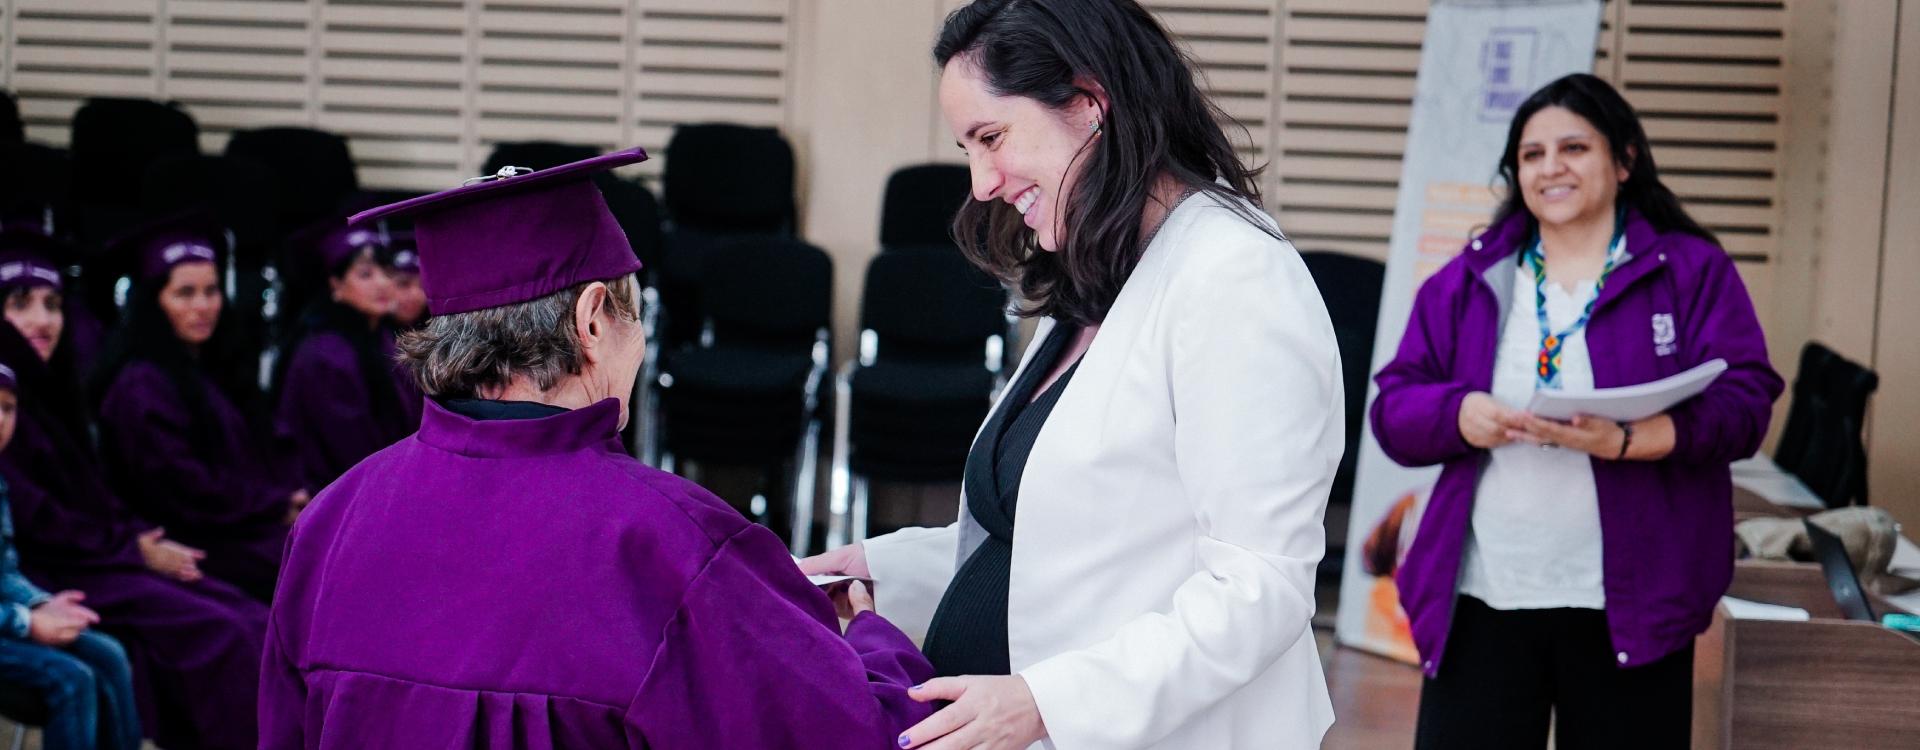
[1335,0,1606,663]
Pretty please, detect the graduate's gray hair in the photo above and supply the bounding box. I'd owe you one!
[396,274,640,398]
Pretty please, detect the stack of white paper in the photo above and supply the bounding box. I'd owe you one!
[1527,359,1728,421]
[1720,596,1811,621]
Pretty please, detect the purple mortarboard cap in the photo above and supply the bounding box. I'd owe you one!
[0,361,15,392]
[347,147,646,315]
[314,223,389,271]
[108,212,226,284]
[0,232,64,292]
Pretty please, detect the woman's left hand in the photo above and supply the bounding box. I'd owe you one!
[900,675,1047,749]
[1507,414,1626,459]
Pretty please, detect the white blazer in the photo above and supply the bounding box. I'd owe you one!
[865,192,1342,749]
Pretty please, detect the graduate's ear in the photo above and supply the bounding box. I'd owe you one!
[574,282,612,365]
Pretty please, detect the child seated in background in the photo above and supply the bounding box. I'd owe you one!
[0,363,141,750]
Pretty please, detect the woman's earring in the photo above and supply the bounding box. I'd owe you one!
[1088,119,1101,133]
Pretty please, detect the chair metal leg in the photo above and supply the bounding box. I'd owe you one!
[827,370,854,550]
[789,412,822,557]
[850,475,871,545]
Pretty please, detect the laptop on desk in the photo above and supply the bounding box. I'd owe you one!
[1806,519,1877,622]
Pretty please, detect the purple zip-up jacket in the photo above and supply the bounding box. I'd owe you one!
[1372,207,1783,677]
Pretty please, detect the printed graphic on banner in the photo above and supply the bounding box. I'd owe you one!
[1335,0,1605,664]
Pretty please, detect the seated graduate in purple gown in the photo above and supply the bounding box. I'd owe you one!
[0,233,267,750]
[90,214,308,602]
[272,222,415,489]
[262,149,936,749]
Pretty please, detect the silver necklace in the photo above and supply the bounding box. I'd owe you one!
[1142,187,1199,248]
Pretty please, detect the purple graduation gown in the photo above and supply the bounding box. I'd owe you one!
[262,398,935,749]
[274,330,413,490]
[0,395,265,750]
[97,361,297,601]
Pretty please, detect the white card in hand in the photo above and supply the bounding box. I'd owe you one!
[1527,358,1727,422]
[793,555,865,589]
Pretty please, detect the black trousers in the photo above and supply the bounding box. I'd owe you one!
[1414,596,1693,750]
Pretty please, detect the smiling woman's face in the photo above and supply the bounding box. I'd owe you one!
[1516,105,1629,232]
[940,57,1103,252]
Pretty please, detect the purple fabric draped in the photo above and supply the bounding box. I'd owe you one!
[263,398,934,749]
[97,360,296,601]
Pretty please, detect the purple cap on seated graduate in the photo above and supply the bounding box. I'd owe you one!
[0,233,64,291]
[388,229,420,274]
[0,362,16,392]
[109,213,226,284]
[314,224,389,272]
[347,147,646,315]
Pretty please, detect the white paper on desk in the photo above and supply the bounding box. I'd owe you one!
[793,555,862,588]
[1527,359,1727,421]
[1730,454,1827,510]
[1721,596,1811,621]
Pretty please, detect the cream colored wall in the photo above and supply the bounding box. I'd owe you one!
[1866,0,1920,531]
[1772,0,1918,530]
[790,0,955,364]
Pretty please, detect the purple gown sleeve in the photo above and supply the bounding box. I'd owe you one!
[276,337,388,489]
[100,367,292,529]
[258,606,306,750]
[0,422,148,570]
[627,526,934,748]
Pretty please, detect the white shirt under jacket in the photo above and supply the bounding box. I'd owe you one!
[864,192,1342,749]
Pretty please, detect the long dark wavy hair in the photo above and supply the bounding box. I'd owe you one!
[1495,73,1716,244]
[87,259,257,465]
[269,247,404,425]
[934,0,1277,325]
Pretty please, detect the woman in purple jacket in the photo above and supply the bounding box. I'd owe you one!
[1371,74,1782,749]
[91,215,308,602]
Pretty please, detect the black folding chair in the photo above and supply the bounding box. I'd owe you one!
[829,244,1010,548]
[1300,250,1385,578]
[656,237,831,551]
[223,126,358,242]
[1776,342,1879,508]
[879,164,971,250]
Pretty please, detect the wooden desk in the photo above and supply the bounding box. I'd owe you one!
[1692,561,1920,749]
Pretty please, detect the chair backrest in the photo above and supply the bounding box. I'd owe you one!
[1,89,21,145]
[662,123,794,234]
[700,236,831,352]
[139,154,279,268]
[223,127,357,238]
[881,164,971,250]
[861,245,1006,363]
[1777,342,1879,507]
[484,140,599,173]
[1299,250,1386,508]
[71,97,199,208]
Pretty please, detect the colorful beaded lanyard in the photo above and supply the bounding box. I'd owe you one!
[1524,211,1626,389]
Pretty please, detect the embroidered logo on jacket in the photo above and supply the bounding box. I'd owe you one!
[1652,313,1677,356]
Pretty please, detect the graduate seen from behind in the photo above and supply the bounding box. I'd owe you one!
[261,149,935,749]
[91,214,308,603]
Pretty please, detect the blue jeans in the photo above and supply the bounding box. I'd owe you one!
[0,630,142,750]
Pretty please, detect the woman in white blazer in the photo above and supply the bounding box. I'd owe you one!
[802,1,1342,747]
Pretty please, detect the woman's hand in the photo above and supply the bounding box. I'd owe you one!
[800,544,870,620]
[899,675,1047,749]
[28,591,99,646]
[1458,392,1523,449]
[1508,413,1675,461]
[137,528,206,583]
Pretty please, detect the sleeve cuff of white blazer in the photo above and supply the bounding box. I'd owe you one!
[1020,214,1340,748]
[864,523,959,643]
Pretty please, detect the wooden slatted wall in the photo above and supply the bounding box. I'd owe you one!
[0,0,797,191]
